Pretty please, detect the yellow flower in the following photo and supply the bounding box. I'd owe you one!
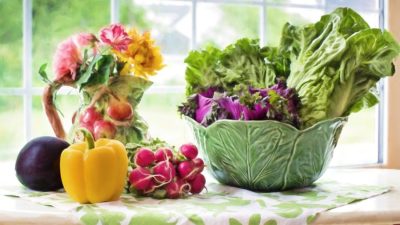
[116,29,164,78]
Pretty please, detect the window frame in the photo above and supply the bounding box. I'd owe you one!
[0,0,391,166]
[386,0,400,169]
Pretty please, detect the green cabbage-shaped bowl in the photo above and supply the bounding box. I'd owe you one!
[185,116,347,191]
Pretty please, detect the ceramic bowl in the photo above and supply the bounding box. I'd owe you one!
[185,117,347,191]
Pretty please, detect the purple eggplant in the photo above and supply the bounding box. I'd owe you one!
[15,136,69,191]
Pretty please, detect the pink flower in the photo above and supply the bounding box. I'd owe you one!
[72,33,97,48]
[53,38,82,82]
[99,24,131,51]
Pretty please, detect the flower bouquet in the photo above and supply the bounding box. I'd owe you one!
[34,24,208,201]
[179,8,400,191]
[40,24,164,144]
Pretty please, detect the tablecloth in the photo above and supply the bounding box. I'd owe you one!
[1,180,389,225]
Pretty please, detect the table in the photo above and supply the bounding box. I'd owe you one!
[0,163,399,225]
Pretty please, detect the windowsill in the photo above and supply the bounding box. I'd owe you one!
[0,162,399,225]
[331,163,385,169]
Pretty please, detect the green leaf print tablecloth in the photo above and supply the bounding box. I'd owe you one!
[1,181,389,225]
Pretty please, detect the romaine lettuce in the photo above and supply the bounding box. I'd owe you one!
[283,8,400,127]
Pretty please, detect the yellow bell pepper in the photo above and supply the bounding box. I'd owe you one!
[60,129,128,204]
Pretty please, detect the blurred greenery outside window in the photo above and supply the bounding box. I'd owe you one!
[0,0,382,166]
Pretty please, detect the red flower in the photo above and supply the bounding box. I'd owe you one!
[99,24,131,51]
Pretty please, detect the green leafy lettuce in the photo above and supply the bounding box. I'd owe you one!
[184,39,278,96]
[183,8,400,128]
[282,8,400,127]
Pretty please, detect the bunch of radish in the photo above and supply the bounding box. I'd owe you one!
[128,143,206,199]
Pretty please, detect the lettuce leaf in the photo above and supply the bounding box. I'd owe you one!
[184,46,222,96]
[184,39,278,96]
[178,82,300,128]
[283,8,400,128]
[182,7,399,129]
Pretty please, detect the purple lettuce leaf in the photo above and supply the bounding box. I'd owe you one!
[195,93,215,124]
[216,96,244,120]
[179,80,301,128]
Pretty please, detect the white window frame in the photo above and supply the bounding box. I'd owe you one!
[0,0,394,167]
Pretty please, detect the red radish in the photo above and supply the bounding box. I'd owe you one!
[107,99,133,121]
[165,179,189,199]
[192,158,205,173]
[143,181,156,194]
[180,180,191,194]
[135,148,155,167]
[129,167,154,191]
[189,173,206,194]
[154,147,173,162]
[93,120,116,139]
[179,143,198,160]
[171,157,181,165]
[165,180,180,199]
[153,161,176,183]
[80,107,102,124]
[178,161,197,181]
[126,143,207,199]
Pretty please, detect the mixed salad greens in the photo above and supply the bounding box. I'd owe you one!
[179,8,400,129]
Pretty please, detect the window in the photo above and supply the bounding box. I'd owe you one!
[0,0,388,166]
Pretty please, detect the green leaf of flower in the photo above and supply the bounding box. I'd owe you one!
[76,54,102,90]
[87,54,114,87]
[38,63,51,84]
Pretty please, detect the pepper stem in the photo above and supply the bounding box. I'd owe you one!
[78,128,95,149]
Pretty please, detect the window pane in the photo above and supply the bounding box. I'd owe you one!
[149,56,186,86]
[197,3,260,48]
[122,0,192,55]
[0,96,23,160]
[32,0,110,87]
[0,0,22,87]
[324,0,380,27]
[266,7,324,46]
[138,93,187,146]
[266,5,379,46]
[357,11,380,28]
[325,0,379,11]
[267,0,323,6]
[331,108,378,166]
[32,94,80,139]
[121,0,191,86]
